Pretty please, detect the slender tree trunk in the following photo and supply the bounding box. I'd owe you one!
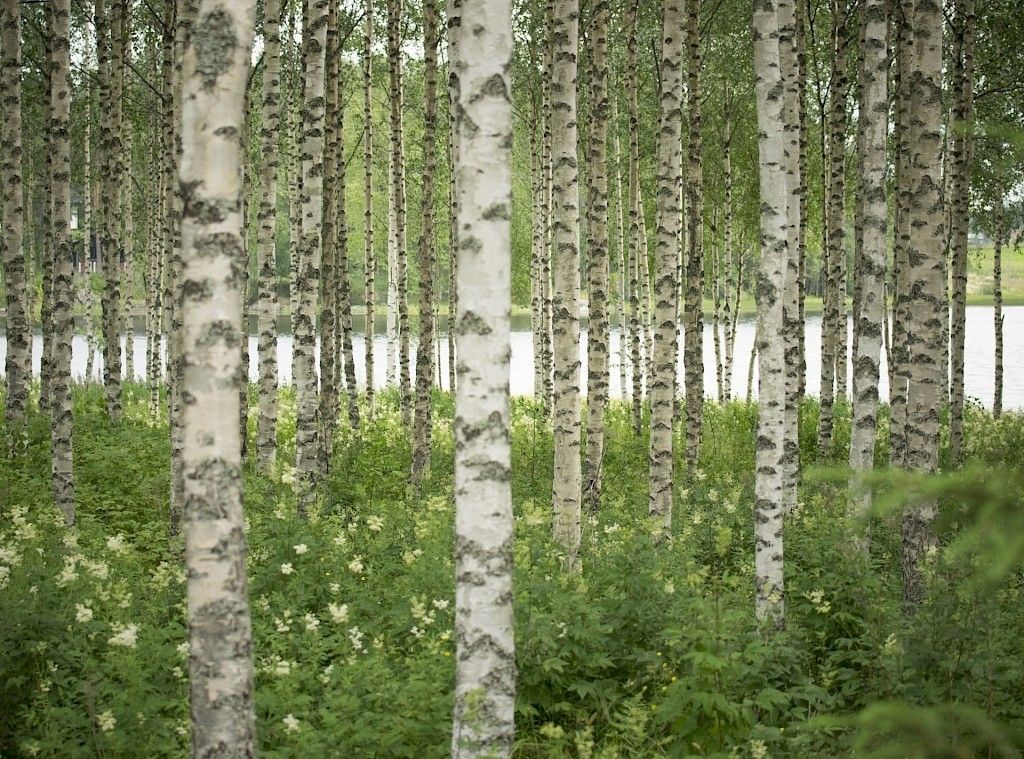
[363,0,376,414]
[411,0,439,488]
[256,0,282,468]
[683,0,704,471]
[446,0,459,396]
[817,0,849,456]
[179,0,257,745]
[335,84,359,431]
[550,0,582,568]
[848,0,887,539]
[101,0,126,421]
[539,0,554,414]
[121,34,134,385]
[901,0,945,610]
[625,5,644,432]
[795,0,808,399]
[993,190,1003,418]
[613,106,628,402]
[49,0,75,525]
[386,0,411,426]
[752,0,789,628]
[1,0,29,425]
[584,0,610,514]
[293,0,329,516]
[889,0,911,468]
[530,80,545,400]
[947,0,975,467]
[319,0,340,470]
[648,0,684,529]
[449,4,516,753]
[40,53,54,416]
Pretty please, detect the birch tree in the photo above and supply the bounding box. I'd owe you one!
[412,0,440,488]
[848,0,887,536]
[901,0,945,610]
[550,0,583,568]
[1,0,29,425]
[256,0,283,468]
[363,0,375,414]
[648,0,684,529]
[178,0,257,748]
[583,0,610,513]
[450,0,516,754]
[50,0,75,525]
[293,0,329,515]
[752,0,789,627]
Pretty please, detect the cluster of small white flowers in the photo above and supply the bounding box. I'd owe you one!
[663,581,675,596]
[347,556,364,575]
[603,523,621,535]
[172,666,185,680]
[304,612,320,632]
[333,532,348,547]
[348,626,365,652]
[319,664,334,684]
[10,506,38,542]
[749,739,768,759]
[273,502,289,520]
[273,658,293,677]
[108,622,139,648]
[97,711,117,733]
[328,602,349,624]
[82,558,109,580]
[57,555,79,586]
[293,544,308,555]
[366,515,384,532]
[402,548,423,565]
[0,564,10,591]
[706,488,719,503]
[279,467,296,486]
[280,562,295,576]
[177,641,189,658]
[329,582,341,594]
[0,544,21,567]
[805,589,831,614]
[282,714,300,733]
[75,603,94,623]
[106,534,128,554]
[274,610,293,633]
[693,468,707,482]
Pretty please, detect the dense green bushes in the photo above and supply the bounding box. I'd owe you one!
[1,385,1022,756]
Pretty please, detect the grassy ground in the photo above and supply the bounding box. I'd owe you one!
[2,386,1024,756]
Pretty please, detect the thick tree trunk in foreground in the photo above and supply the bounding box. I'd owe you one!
[549,0,583,569]
[583,0,610,514]
[648,0,683,530]
[178,0,257,750]
[293,0,329,516]
[901,0,945,610]
[256,0,282,469]
[450,1,516,754]
[50,0,75,525]
[753,0,789,628]
[1,0,29,425]
[848,0,887,537]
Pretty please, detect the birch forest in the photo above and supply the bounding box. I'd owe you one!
[2,0,1024,754]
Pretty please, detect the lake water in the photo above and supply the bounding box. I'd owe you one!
[2,305,1020,409]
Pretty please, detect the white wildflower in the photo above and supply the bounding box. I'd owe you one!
[107,623,139,649]
[75,603,94,623]
[282,714,300,733]
[106,534,128,553]
[293,544,308,555]
[304,612,320,632]
[366,515,384,532]
[347,556,364,575]
[432,599,449,610]
[97,711,116,733]
[328,602,349,624]
[348,626,365,652]
[280,562,294,575]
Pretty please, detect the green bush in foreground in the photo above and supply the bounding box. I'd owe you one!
[0,386,1022,757]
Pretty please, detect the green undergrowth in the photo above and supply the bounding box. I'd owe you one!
[1,384,1022,757]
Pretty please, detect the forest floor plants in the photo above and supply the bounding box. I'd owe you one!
[1,385,1023,757]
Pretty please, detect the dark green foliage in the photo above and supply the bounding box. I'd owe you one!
[0,386,1022,756]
